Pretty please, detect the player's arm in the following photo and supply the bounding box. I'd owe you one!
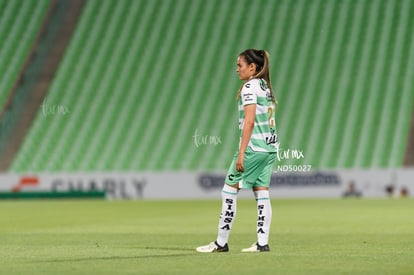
[236,104,256,172]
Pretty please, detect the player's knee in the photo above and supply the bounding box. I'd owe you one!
[253,186,268,192]
[225,182,239,190]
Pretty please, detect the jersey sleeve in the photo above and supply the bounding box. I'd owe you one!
[241,81,257,106]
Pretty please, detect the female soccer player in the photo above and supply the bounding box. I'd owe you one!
[196,49,278,253]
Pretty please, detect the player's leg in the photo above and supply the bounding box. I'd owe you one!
[216,182,239,248]
[242,152,276,252]
[196,153,241,253]
[196,182,239,253]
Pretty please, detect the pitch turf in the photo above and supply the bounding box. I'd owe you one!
[1,198,413,274]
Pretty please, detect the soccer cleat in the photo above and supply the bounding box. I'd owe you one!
[196,241,229,253]
[241,242,270,252]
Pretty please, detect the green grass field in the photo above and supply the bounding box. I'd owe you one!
[1,199,413,274]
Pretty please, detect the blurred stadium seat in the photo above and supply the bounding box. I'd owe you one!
[0,0,50,110]
[5,0,414,172]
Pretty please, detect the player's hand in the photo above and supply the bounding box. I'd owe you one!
[236,154,244,172]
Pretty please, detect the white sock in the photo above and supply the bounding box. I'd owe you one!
[216,184,238,246]
[254,190,272,246]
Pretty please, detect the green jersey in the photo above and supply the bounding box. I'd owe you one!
[239,78,278,153]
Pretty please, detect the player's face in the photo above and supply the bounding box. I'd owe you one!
[236,56,256,81]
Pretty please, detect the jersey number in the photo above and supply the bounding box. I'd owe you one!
[266,107,277,145]
[267,107,275,129]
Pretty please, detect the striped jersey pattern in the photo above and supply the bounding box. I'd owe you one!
[239,78,279,153]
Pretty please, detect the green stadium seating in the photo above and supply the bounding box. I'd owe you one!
[0,0,50,110]
[10,0,414,172]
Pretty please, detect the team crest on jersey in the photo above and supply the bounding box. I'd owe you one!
[259,78,268,91]
[266,91,272,101]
